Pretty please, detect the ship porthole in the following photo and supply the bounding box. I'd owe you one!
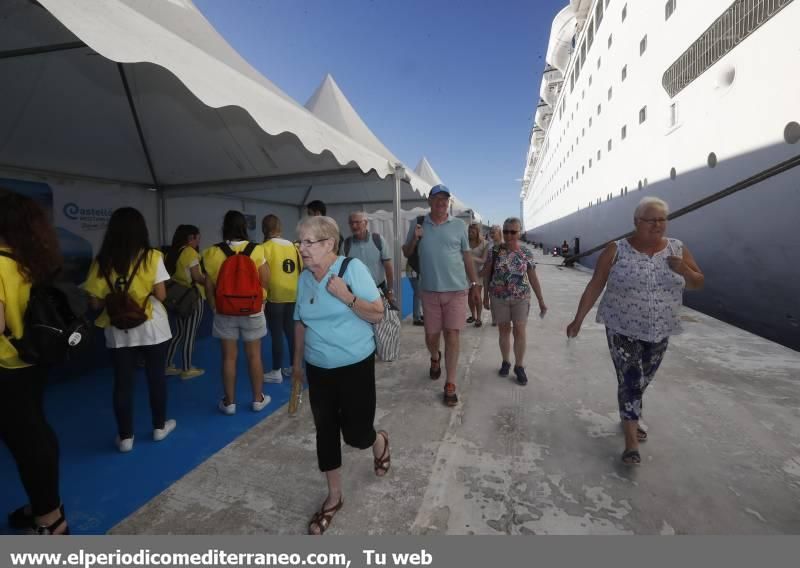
[785,122,800,144]
[638,180,643,190]
[670,167,677,180]
[716,67,736,89]
[708,152,718,168]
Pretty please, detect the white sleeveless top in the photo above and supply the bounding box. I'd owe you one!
[596,238,685,342]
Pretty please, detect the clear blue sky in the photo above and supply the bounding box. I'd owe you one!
[194,0,564,226]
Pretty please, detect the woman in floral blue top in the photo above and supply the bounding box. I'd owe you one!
[566,197,704,466]
[481,217,547,386]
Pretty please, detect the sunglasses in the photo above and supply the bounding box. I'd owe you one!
[502,230,519,235]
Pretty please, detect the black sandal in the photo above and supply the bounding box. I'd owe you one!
[374,430,390,477]
[9,504,65,531]
[621,449,641,466]
[35,507,70,535]
[429,350,442,380]
[308,497,343,535]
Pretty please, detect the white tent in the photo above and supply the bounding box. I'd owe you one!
[0,0,420,246]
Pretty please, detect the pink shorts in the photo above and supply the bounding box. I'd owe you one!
[421,290,468,334]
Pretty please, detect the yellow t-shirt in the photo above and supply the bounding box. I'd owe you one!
[0,247,33,369]
[173,246,205,299]
[201,241,267,301]
[262,238,302,303]
[84,249,165,328]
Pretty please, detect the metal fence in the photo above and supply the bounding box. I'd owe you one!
[662,0,793,97]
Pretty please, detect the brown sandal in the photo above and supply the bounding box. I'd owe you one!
[308,497,343,535]
[374,430,390,477]
[429,350,442,380]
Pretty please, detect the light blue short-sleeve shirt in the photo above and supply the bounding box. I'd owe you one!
[294,256,380,369]
[405,215,469,292]
[343,233,390,285]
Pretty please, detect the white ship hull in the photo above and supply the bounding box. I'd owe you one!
[521,0,800,350]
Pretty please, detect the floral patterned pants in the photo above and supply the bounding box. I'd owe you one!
[605,328,669,421]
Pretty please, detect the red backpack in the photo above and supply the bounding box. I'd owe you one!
[214,242,262,316]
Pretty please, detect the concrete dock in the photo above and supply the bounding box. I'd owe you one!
[112,250,800,535]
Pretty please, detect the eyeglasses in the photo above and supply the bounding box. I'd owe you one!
[502,230,519,235]
[298,237,331,248]
[638,217,668,225]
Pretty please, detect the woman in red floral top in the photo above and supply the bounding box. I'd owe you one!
[481,217,547,385]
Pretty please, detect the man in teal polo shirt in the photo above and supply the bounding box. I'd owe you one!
[402,185,481,407]
[340,211,394,300]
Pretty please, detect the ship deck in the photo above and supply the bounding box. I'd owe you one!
[3,249,799,535]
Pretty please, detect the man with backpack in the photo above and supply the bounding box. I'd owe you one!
[202,211,271,416]
[340,212,394,299]
[403,185,481,407]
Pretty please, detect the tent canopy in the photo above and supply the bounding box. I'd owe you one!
[1,0,398,199]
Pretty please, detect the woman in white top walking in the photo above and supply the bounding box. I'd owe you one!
[566,197,704,465]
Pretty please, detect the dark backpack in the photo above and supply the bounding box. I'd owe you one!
[406,216,426,273]
[214,242,262,316]
[342,232,383,257]
[103,252,149,330]
[0,252,92,366]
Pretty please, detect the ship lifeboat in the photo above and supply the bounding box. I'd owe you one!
[539,65,564,107]
[546,5,577,73]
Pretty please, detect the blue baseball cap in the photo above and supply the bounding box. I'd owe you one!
[429,184,451,197]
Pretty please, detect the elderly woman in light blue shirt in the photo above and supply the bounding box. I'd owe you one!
[292,216,389,535]
[566,197,704,467]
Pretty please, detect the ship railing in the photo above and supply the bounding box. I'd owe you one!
[561,153,800,267]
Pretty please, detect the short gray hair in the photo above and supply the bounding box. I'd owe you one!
[635,197,669,219]
[503,217,522,229]
[348,211,367,222]
[296,215,340,243]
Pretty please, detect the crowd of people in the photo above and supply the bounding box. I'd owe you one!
[0,182,703,535]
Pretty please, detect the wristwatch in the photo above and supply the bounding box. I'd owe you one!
[469,281,478,288]
[346,295,357,308]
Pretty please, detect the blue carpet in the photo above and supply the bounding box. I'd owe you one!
[1,277,414,534]
[0,315,292,534]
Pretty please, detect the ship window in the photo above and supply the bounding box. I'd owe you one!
[708,152,718,168]
[644,178,648,187]
[608,34,613,49]
[608,87,613,100]
[670,167,677,180]
[638,180,642,190]
[784,122,800,144]
[622,4,627,22]
[588,20,594,49]
[589,75,593,86]
[625,186,628,194]
[621,65,627,82]
[597,104,602,116]
[597,57,602,69]
[608,139,612,151]
[640,35,647,56]
[582,166,585,174]
[621,125,627,139]
[589,159,593,168]
[596,1,604,27]
[665,0,676,21]
[582,128,585,137]
[597,150,601,160]
[669,102,678,127]
[570,73,575,93]
[639,106,647,124]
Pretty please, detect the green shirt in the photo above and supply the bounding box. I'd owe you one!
[405,214,469,292]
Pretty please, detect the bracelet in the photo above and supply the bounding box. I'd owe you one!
[346,295,357,309]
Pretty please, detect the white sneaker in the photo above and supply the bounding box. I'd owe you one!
[281,367,293,377]
[218,399,236,415]
[263,369,283,383]
[153,419,177,441]
[252,393,271,412]
[116,436,134,453]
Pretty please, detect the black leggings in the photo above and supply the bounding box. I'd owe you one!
[265,302,295,371]
[307,354,377,472]
[110,341,169,439]
[0,365,61,516]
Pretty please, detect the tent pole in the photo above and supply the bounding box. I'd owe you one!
[392,165,404,310]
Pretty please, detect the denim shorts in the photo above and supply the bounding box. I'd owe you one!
[212,312,267,342]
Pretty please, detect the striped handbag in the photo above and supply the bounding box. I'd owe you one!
[374,295,401,362]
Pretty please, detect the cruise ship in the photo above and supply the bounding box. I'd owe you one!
[521,0,800,350]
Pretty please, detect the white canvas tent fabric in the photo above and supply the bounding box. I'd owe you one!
[414,156,444,186]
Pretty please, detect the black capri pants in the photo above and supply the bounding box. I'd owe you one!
[307,353,377,472]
